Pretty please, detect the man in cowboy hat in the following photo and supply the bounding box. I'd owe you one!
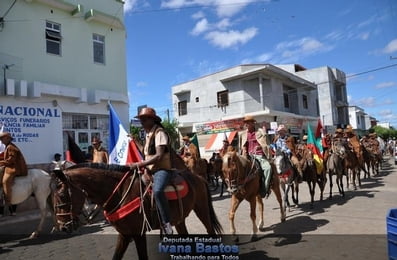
[273,124,300,172]
[238,115,271,197]
[128,107,174,234]
[91,137,109,164]
[0,132,27,213]
[344,125,363,165]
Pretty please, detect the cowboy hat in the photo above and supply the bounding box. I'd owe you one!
[135,107,161,122]
[243,115,256,122]
[277,125,286,132]
[92,137,102,144]
[182,136,190,141]
[0,132,13,140]
[335,128,343,133]
[302,135,308,141]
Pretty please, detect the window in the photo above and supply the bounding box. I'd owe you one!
[195,97,199,102]
[283,93,289,108]
[302,95,308,109]
[217,90,229,107]
[93,34,105,64]
[178,101,187,116]
[46,21,61,55]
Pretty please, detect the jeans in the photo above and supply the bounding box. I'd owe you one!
[153,169,172,224]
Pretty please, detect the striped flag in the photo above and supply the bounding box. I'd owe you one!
[307,123,324,174]
[108,103,142,165]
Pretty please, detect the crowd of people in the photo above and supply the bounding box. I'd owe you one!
[0,105,394,236]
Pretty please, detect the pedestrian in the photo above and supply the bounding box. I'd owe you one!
[128,107,174,234]
[91,137,109,164]
[0,132,28,216]
[238,115,271,197]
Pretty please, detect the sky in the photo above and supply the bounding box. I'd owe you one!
[122,0,397,127]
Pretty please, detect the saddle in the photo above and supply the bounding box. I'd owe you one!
[141,169,189,200]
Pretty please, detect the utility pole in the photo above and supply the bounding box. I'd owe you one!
[166,109,170,122]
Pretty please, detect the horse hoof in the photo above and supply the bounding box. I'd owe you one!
[29,232,38,239]
[250,234,258,242]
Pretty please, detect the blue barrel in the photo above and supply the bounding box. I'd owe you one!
[388,208,397,260]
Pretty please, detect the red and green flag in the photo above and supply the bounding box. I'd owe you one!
[307,123,324,174]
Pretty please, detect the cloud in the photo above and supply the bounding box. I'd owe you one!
[275,37,334,61]
[204,27,258,49]
[353,97,376,107]
[378,109,393,117]
[358,32,370,40]
[382,38,397,54]
[123,0,139,13]
[192,11,205,20]
[161,0,261,17]
[375,81,396,89]
[191,18,210,35]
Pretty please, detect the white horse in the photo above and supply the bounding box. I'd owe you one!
[0,168,52,239]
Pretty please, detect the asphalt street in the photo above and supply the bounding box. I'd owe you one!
[0,156,396,260]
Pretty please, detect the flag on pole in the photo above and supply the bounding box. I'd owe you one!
[190,134,200,158]
[307,124,324,174]
[315,118,323,139]
[108,103,142,165]
[65,134,86,163]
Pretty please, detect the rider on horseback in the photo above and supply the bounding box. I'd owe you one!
[128,107,174,235]
[238,115,272,197]
[0,132,28,215]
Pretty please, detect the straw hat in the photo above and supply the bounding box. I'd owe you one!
[243,115,256,122]
[335,128,343,134]
[92,136,102,145]
[0,132,13,140]
[277,125,286,132]
[135,107,161,122]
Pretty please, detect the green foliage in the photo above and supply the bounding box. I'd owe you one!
[371,125,397,140]
[161,118,180,149]
[129,125,141,140]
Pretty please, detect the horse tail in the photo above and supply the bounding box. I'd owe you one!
[205,184,223,234]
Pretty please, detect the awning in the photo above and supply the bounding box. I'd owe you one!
[204,131,237,152]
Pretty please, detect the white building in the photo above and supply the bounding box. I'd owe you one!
[348,105,371,136]
[0,0,128,166]
[279,65,349,130]
[172,64,322,157]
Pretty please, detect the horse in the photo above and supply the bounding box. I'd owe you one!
[327,141,346,199]
[296,143,325,208]
[273,148,300,212]
[182,142,209,179]
[221,151,285,241]
[52,162,223,260]
[208,153,227,196]
[0,168,53,238]
[343,146,361,190]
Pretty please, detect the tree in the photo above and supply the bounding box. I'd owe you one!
[161,118,179,149]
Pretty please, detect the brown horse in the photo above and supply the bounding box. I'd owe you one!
[52,163,222,260]
[296,144,326,208]
[221,151,285,241]
[208,153,226,196]
[327,141,346,199]
[183,143,209,179]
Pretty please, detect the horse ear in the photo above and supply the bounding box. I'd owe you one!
[53,169,68,183]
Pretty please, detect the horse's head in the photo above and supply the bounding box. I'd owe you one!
[274,148,289,174]
[52,169,86,233]
[221,151,241,194]
[332,141,346,158]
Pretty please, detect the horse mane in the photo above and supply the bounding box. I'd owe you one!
[67,162,131,173]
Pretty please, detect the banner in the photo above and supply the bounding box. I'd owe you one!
[307,124,323,174]
[108,103,142,164]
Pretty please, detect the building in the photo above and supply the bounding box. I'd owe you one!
[0,0,128,167]
[347,105,371,136]
[279,65,349,130]
[172,64,322,157]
